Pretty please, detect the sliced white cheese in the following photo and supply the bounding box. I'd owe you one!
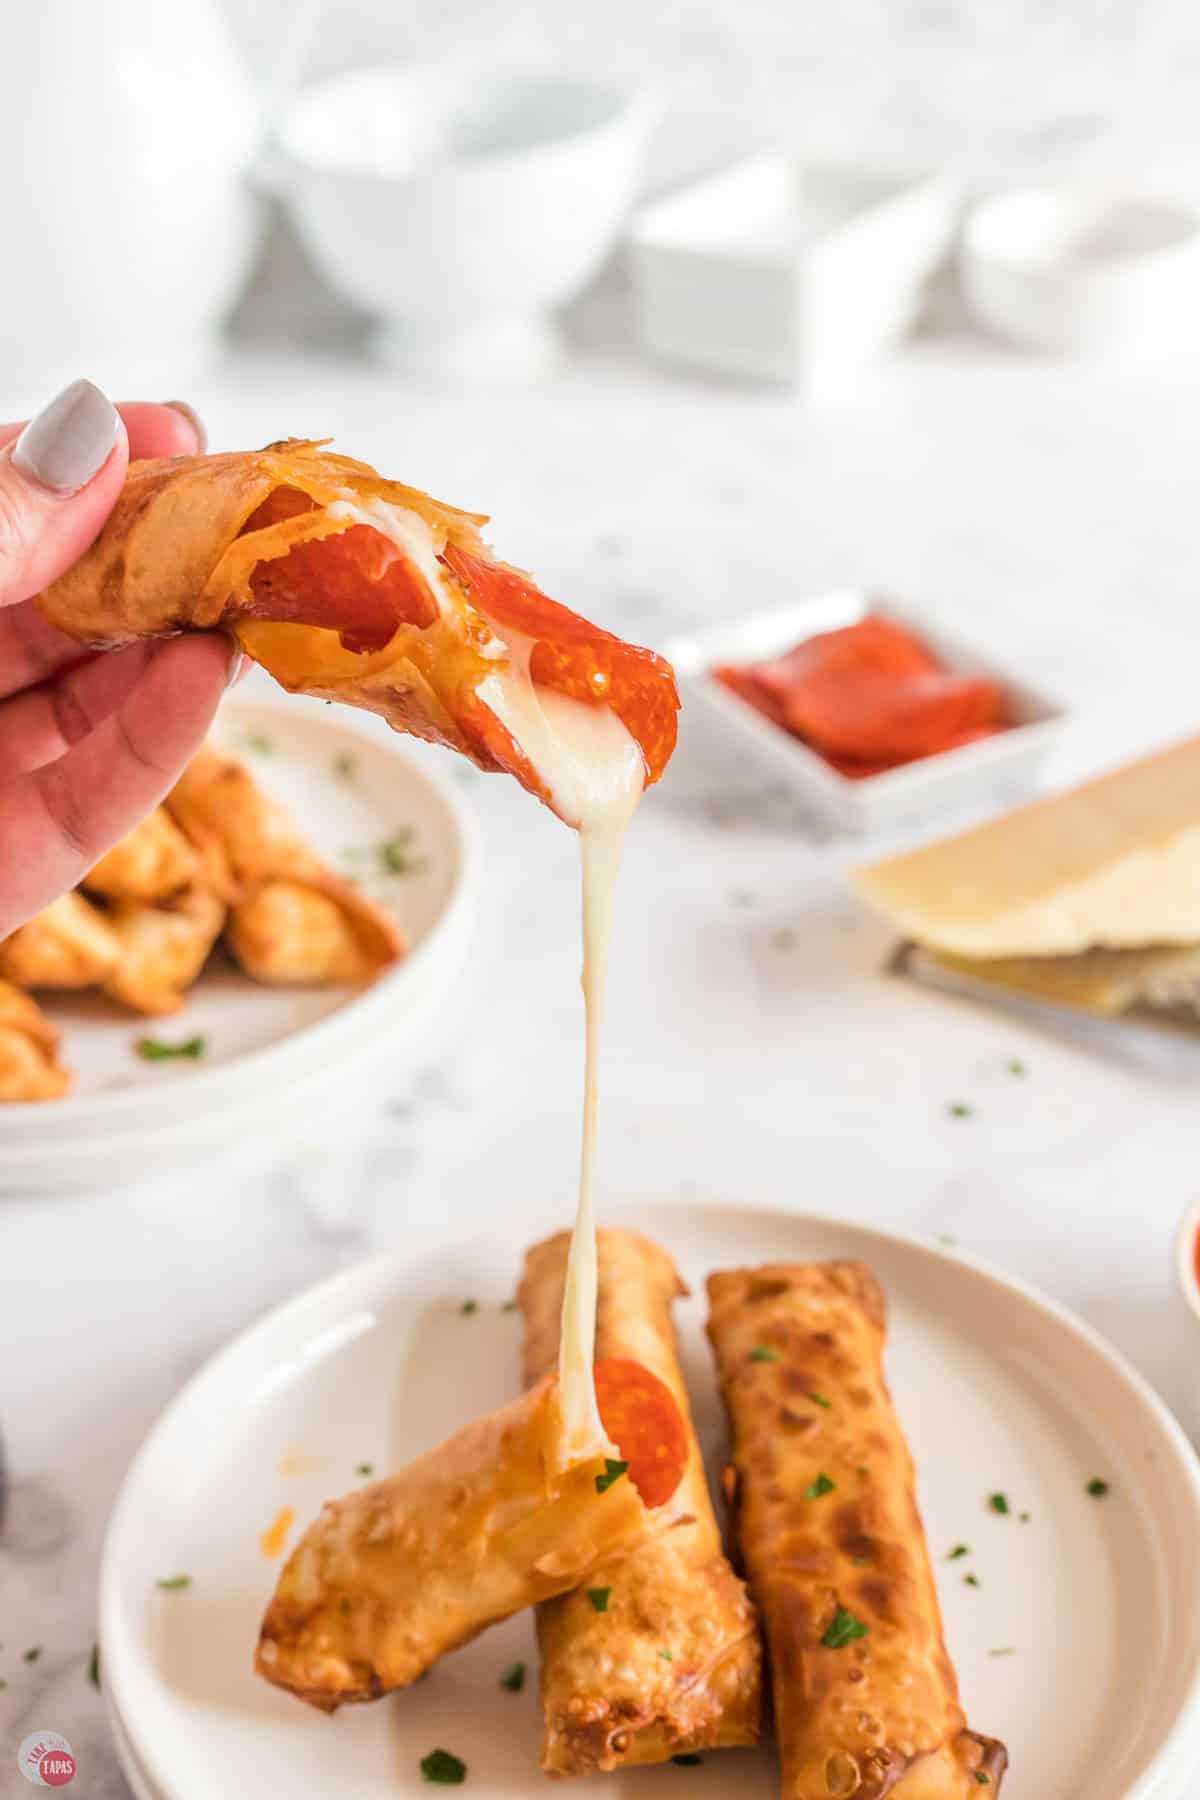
[852,736,1200,958]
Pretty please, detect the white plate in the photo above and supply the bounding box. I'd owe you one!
[665,591,1067,835]
[0,691,480,1192]
[100,1201,1200,1800]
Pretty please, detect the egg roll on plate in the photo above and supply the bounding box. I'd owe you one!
[707,1262,1006,1799]
[0,891,120,989]
[519,1228,761,1774]
[36,440,679,825]
[165,746,402,983]
[82,806,200,902]
[0,981,70,1101]
[101,885,226,1016]
[256,1356,688,1712]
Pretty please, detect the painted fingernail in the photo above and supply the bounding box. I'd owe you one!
[164,400,207,453]
[12,378,120,494]
[224,646,250,690]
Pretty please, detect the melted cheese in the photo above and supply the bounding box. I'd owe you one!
[483,646,644,1462]
[352,496,645,1469]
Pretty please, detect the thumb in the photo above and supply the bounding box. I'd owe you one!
[0,379,128,609]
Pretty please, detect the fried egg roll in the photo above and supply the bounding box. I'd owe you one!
[82,807,200,902]
[35,440,678,823]
[0,892,120,989]
[101,886,226,1015]
[706,1262,1006,1799]
[257,1359,687,1712]
[519,1229,761,1774]
[0,981,70,1101]
[165,746,402,983]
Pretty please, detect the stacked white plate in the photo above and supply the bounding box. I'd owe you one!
[100,1202,1200,1798]
[0,693,480,1193]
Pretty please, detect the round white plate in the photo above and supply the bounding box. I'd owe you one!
[100,1202,1200,1800]
[0,691,480,1191]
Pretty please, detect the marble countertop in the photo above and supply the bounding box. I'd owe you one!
[4,323,1200,1794]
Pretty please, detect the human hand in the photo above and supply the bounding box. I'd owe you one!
[0,381,237,936]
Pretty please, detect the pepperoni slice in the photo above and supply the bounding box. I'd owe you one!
[241,488,437,655]
[593,1356,687,1510]
[443,546,679,787]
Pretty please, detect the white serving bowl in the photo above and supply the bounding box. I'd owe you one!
[271,64,658,377]
[629,152,959,388]
[665,589,1067,835]
[961,185,1200,356]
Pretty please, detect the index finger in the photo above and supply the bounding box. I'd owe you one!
[0,400,203,462]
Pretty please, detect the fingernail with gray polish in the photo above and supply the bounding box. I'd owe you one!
[13,378,120,494]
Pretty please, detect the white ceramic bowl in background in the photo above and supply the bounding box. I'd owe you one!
[270,64,658,379]
[665,590,1067,835]
[0,694,481,1196]
[961,185,1200,356]
[629,152,959,388]
[1173,1200,1200,1442]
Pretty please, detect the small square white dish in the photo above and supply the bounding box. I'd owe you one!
[629,152,959,387]
[664,590,1068,835]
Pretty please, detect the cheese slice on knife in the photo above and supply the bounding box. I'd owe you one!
[852,736,1200,962]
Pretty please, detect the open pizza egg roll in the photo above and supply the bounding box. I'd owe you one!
[706,1262,1006,1799]
[256,1357,688,1712]
[0,981,71,1101]
[519,1228,761,1774]
[100,886,226,1016]
[0,891,120,989]
[35,441,678,825]
[82,806,200,902]
[165,746,402,983]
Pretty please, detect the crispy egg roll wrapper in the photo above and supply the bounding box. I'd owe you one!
[519,1229,761,1774]
[0,891,120,989]
[34,441,678,820]
[101,886,226,1015]
[257,1375,660,1713]
[706,1263,1006,1799]
[165,746,402,982]
[0,981,70,1101]
[82,807,200,902]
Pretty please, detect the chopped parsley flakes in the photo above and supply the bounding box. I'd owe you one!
[658,1648,673,1661]
[88,1644,100,1688]
[23,1646,41,1663]
[821,1607,868,1649]
[137,1035,206,1061]
[947,1102,974,1118]
[241,731,273,754]
[806,1473,835,1499]
[586,1588,611,1613]
[379,829,425,876]
[501,1299,518,1312]
[963,1574,981,1588]
[595,1458,628,1494]
[499,1661,525,1692]
[356,1462,374,1478]
[989,1648,1016,1657]
[420,1748,467,1784]
[749,1346,779,1363]
[947,1544,970,1560]
[988,1493,1009,1515]
[459,1299,479,1315]
[1008,1058,1027,1076]
[333,752,357,781]
[1086,1478,1110,1498]
[809,1391,832,1408]
[156,1575,192,1592]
